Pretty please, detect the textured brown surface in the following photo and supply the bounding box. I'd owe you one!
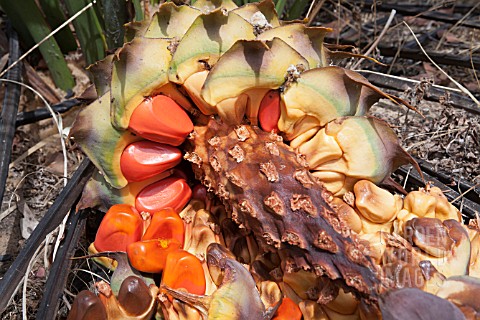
[186,117,382,300]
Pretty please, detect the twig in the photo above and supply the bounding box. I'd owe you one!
[51,116,69,263]
[0,204,17,223]
[307,0,327,26]
[405,131,457,151]
[351,9,396,69]
[387,38,404,74]
[435,2,480,50]
[62,294,71,311]
[22,244,43,320]
[402,21,480,106]
[470,30,480,91]
[70,268,111,284]
[305,0,316,22]
[24,63,61,104]
[403,127,468,140]
[336,0,340,44]
[402,166,412,189]
[63,288,76,298]
[451,183,480,204]
[355,69,463,93]
[320,6,358,32]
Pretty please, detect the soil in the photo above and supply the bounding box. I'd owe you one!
[0,1,479,318]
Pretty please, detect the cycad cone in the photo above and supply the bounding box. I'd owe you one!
[70,1,478,319]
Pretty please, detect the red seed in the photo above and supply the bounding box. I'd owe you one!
[127,239,182,273]
[162,249,206,296]
[128,95,193,146]
[135,177,192,214]
[120,141,182,182]
[94,204,143,252]
[142,208,185,246]
[258,90,281,133]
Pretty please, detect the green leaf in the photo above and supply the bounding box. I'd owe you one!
[38,0,78,53]
[286,0,309,20]
[100,0,127,49]
[132,0,144,21]
[64,0,106,65]
[0,0,75,90]
[274,0,287,17]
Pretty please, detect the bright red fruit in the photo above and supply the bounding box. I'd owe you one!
[120,141,182,182]
[142,208,185,246]
[258,90,281,133]
[162,249,206,296]
[94,204,143,252]
[128,95,194,146]
[135,177,192,214]
[127,239,182,273]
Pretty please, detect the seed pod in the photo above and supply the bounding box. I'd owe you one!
[95,277,158,319]
[405,218,471,278]
[67,290,107,320]
[273,297,302,320]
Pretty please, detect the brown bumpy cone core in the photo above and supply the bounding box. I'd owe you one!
[186,117,383,300]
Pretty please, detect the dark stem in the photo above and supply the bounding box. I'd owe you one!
[15,98,81,127]
[0,23,22,210]
[36,209,88,319]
